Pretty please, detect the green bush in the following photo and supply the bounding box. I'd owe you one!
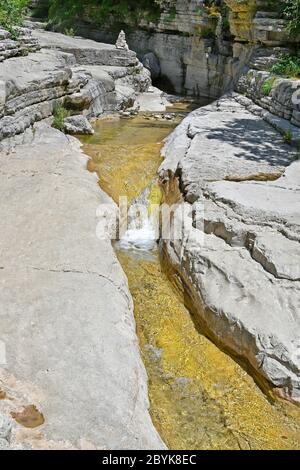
[283,0,300,36]
[262,77,276,96]
[266,1,300,36]
[0,0,29,35]
[283,129,293,144]
[31,0,51,19]
[52,104,68,131]
[200,28,216,39]
[271,53,300,78]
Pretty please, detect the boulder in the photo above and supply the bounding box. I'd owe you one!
[136,86,170,112]
[63,115,94,135]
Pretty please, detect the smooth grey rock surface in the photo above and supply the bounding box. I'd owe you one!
[32,29,138,67]
[252,232,300,281]
[160,95,296,202]
[136,86,170,112]
[0,123,164,450]
[159,94,300,403]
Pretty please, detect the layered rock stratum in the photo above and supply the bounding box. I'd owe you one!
[67,0,300,102]
[0,28,151,144]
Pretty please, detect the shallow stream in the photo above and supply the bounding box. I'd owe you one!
[81,107,300,450]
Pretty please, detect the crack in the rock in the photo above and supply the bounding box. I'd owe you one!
[0,170,63,178]
[30,265,132,307]
[201,215,300,282]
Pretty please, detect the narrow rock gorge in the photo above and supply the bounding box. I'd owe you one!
[1,0,300,451]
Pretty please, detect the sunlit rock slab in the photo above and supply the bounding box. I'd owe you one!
[159,94,300,403]
[0,123,164,450]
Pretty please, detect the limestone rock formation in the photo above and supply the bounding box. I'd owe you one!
[225,0,300,45]
[35,29,136,67]
[66,0,300,102]
[0,48,89,142]
[224,0,256,42]
[0,27,151,143]
[1,0,300,448]
[159,94,300,403]
[237,69,300,128]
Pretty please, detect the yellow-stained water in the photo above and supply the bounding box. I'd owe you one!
[82,114,182,205]
[82,111,300,450]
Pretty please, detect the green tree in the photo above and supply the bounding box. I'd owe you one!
[0,0,29,33]
[48,0,162,28]
[283,0,300,36]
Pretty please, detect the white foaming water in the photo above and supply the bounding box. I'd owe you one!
[118,217,157,252]
[117,183,161,252]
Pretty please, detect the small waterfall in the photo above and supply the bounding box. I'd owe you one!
[117,182,162,252]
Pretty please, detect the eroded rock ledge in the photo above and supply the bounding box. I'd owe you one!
[0,123,164,450]
[0,28,151,144]
[159,94,300,404]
